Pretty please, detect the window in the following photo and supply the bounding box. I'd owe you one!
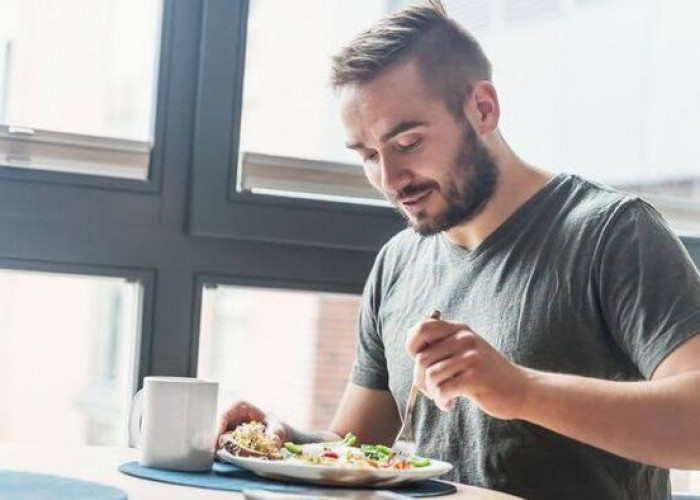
[187,0,403,249]
[197,285,361,430]
[237,0,397,205]
[0,0,162,179]
[238,0,700,232]
[0,3,694,493]
[0,0,378,451]
[0,269,142,446]
[441,0,700,230]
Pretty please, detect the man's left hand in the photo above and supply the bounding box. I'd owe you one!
[406,317,534,418]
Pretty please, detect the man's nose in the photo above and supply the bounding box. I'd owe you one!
[379,154,411,194]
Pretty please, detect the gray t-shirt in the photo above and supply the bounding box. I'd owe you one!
[352,174,700,500]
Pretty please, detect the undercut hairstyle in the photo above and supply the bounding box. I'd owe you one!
[331,0,492,119]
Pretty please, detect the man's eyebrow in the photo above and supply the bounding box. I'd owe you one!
[345,120,428,150]
[380,121,427,143]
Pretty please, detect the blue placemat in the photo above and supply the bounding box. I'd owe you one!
[0,470,127,500]
[118,461,456,497]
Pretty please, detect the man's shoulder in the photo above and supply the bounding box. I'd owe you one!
[550,174,674,264]
[558,174,647,228]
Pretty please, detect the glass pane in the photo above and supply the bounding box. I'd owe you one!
[0,0,161,142]
[0,0,160,180]
[442,0,700,205]
[0,269,142,446]
[197,285,361,430]
[671,470,700,496]
[238,0,399,204]
[241,0,700,210]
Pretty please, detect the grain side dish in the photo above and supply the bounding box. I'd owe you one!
[219,421,432,469]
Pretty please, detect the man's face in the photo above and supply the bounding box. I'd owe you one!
[340,59,498,235]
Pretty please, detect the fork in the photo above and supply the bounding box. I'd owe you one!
[393,310,441,459]
[393,383,420,459]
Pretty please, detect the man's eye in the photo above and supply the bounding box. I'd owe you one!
[364,152,379,163]
[397,139,422,152]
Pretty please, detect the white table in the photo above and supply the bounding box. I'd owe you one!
[0,443,520,499]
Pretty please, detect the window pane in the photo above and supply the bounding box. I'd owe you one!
[241,0,700,217]
[671,469,700,496]
[442,0,700,206]
[0,0,161,179]
[197,285,361,430]
[0,269,142,446]
[238,0,397,205]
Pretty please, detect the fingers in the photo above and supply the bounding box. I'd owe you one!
[263,417,287,446]
[408,324,490,412]
[405,319,466,357]
[435,369,474,408]
[215,401,289,450]
[216,400,265,441]
[416,330,476,369]
[424,351,478,397]
[412,328,478,393]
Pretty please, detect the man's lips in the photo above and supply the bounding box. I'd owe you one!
[398,189,432,212]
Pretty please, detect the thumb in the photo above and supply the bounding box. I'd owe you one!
[264,417,288,446]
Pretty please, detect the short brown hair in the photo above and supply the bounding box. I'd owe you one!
[331,0,492,119]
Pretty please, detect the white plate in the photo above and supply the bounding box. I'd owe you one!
[216,449,453,487]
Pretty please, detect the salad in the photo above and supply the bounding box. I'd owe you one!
[219,421,432,470]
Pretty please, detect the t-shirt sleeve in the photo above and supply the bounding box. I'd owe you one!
[596,199,700,379]
[351,249,390,390]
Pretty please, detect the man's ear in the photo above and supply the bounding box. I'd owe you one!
[462,81,500,136]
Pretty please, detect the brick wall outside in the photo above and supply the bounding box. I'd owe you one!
[310,294,362,429]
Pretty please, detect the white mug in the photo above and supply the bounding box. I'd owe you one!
[128,376,219,471]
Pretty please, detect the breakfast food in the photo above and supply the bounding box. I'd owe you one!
[219,421,432,470]
[219,421,282,459]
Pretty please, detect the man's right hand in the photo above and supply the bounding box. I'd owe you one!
[216,401,290,448]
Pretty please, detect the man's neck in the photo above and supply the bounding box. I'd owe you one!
[445,152,555,252]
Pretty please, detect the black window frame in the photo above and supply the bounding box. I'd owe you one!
[0,0,698,424]
[0,0,173,194]
[0,0,382,405]
[187,0,405,251]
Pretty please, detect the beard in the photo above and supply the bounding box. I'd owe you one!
[390,123,499,236]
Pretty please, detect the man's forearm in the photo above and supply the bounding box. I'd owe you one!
[518,369,700,469]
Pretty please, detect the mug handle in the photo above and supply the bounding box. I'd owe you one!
[128,388,144,448]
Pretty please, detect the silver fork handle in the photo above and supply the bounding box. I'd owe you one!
[395,310,441,444]
[396,383,420,442]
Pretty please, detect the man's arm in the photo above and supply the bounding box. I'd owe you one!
[282,383,400,445]
[216,383,400,447]
[409,317,700,469]
[286,383,401,445]
[328,382,402,445]
[517,332,700,469]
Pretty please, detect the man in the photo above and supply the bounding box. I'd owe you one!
[218,2,700,498]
